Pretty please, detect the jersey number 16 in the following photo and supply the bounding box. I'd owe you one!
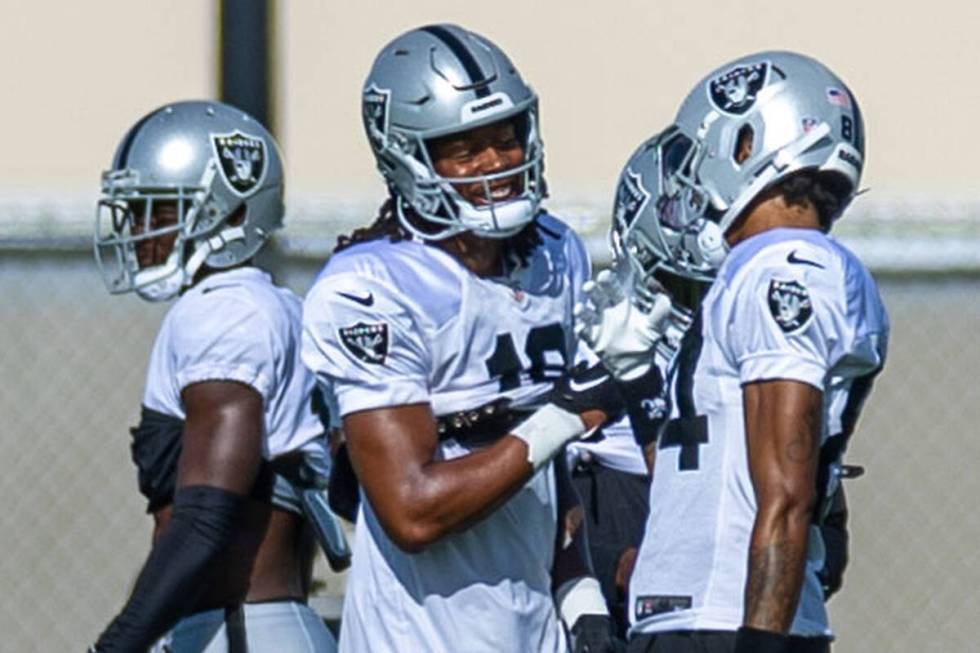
[485,322,568,391]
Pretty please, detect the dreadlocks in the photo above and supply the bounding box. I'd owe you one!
[334,198,545,269]
[333,198,406,253]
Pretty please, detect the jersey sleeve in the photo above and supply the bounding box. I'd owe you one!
[302,272,432,417]
[170,293,277,401]
[726,256,846,390]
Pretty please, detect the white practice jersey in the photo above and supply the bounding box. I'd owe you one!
[629,228,888,638]
[143,267,325,460]
[302,214,590,653]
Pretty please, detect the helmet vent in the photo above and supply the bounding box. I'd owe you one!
[734,124,754,164]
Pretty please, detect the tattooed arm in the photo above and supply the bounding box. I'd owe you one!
[741,379,822,633]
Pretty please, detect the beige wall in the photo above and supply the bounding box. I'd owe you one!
[2,0,978,199]
[0,0,213,191]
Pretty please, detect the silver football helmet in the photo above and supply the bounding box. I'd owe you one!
[94,100,284,301]
[612,127,689,287]
[362,23,545,240]
[656,51,865,279]
[611,126,715,320]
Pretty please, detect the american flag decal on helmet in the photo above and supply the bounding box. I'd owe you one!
[826,87,851,108]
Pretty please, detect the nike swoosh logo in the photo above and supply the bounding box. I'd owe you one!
[201,284,235,295]
[787,250,825,269]
[337,291,374,307]
[568,375,610,393]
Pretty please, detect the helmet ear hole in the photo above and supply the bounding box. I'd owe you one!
[226,203,247,227]
[734,124,754,164]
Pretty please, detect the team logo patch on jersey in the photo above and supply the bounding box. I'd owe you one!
[363,85,391,146]
[768,279,813,333]
[339,322,389,365]
[708,62,769,115]
[211,130,267,196]
[614,168,650,228]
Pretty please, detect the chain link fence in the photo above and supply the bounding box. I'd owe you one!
[2,197,979,652]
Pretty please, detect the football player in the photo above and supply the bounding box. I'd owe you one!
[566,157,705,641]
[302,24,623,653]
[580,53,889,653]
[571,142,709,643]
[89,100,338,652]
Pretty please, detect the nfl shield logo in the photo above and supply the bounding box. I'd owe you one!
[338,322,389,365]
[767,279,813,333]
[708,62,769,115]
[212,130,267,196]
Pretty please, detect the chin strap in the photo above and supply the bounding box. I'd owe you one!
[183,225,247,279]
[395,198,463,241]
[133,249,185,302]
[695,220,728,268]
[456,196,535,239]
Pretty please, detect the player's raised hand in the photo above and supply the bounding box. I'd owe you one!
[575,267,671,381]
[549,362,625,430]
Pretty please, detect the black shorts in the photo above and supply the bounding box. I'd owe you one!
[627,630,831,653]
[571,459,650,639]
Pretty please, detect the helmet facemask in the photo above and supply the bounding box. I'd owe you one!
[611,128,720,300]
[362,25,547,242]
[95,164,243,301]
[94,100,285,301]
[375,109,545,241]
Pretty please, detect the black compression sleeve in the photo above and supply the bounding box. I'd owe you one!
[93,485,245,652]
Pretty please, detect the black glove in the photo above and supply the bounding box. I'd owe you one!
[549,363,625,425]
[570,614,623,653]
[614,364,668,448]
[733,626,789,653]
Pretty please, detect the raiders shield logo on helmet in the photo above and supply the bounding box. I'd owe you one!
[212,130,267,196]
[363,85,391,147]
[339,322,389,365]
[615,168,651,228]
[708,62,769,115]
[768,279,813,333]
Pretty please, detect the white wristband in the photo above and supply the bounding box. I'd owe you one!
[510,403,586,471]
[555,576,609,629]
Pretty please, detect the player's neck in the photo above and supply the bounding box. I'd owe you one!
[434,232,505,278]
[725,195,823,248]
[186,260,255,291]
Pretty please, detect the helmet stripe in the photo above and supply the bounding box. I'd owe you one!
[420,25,491,98]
